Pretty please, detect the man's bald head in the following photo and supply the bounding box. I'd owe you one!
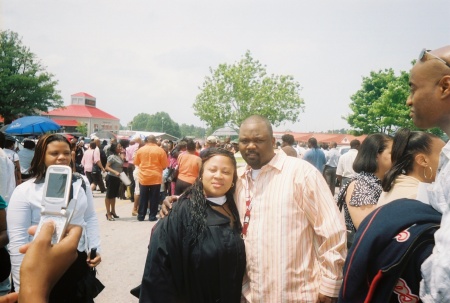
[146,135,157,144]
[408,46,450,134]
[240,115,273,137]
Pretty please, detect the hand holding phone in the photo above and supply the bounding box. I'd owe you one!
[35,165,73,244]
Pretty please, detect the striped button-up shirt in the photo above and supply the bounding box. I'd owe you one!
[236,151,346,303]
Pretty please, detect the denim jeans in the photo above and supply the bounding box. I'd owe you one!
[0,277,10,296]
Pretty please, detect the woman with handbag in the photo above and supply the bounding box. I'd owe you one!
[104,143,125,221]
[7,134,102,303]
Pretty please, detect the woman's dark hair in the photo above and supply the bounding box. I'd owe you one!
[382,128,438,192]
[23,140,36,150]
[29,134,71,180]
[183,148,240,243]
[353,133,392,174]
[119,139,129,149]
[90,141,97,149]
[109,143,119,155]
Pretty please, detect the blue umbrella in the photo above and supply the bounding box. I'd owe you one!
[5,116,61,135]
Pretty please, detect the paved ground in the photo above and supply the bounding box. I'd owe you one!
[90,192,158,303]
[86,185,341,302]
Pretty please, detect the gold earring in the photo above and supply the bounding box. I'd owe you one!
[423,166,433,180]
[231,183,234,187]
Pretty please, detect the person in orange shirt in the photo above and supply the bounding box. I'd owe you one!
[134,135,168,221]
[175,139,202,195]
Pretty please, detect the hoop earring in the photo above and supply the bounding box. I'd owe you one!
[423,166,433,181]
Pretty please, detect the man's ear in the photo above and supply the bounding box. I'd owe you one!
[440,75,450,99]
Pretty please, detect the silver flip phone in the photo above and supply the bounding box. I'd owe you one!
[35,165,73,244]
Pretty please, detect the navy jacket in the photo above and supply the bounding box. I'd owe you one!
[339,199,441,303]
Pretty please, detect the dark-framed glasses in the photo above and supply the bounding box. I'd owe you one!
[419,48,450,68]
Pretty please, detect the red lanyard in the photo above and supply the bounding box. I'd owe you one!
[241,169,253,239]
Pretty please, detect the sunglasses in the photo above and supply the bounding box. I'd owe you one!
[419,48,450,68]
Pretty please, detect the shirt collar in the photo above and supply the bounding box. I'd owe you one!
[237,151,284,178]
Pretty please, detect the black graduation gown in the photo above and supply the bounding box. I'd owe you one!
[139,197,246,303]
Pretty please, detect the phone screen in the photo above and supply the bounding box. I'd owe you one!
[46,173,68,198]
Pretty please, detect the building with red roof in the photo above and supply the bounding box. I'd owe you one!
[273,132,367,146]
[44,92,120,135]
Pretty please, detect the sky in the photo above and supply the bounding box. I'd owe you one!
[1,0,449,133]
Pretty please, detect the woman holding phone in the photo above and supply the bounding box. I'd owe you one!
[7,134,102,303]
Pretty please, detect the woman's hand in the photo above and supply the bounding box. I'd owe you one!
[87,253,102,268]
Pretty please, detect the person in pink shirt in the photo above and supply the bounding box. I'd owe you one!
[125,136,142,202]
[81,142,98,191]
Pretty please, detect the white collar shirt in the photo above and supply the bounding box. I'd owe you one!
[336,149,358,178]
[0,148,15,202]
[420,141,450,302]
[326,148,340,167]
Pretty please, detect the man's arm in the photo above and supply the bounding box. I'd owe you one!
[302,168,347,299]
[420,210,450,302]
[94,148,105,171]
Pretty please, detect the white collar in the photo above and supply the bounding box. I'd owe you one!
[207,195,227,206]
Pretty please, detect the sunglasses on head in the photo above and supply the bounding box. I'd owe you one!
[419,48,450,68]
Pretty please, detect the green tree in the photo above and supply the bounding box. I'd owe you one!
[131,113,152,131]
[193,51,304,129]
[346,68,444,137]
[346,69,412,135]
[131,112,182,138]
[0,30,63,124]
[179,123,207,139]
[76,122,88,136]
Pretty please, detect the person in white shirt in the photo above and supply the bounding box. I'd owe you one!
[336,139,360,187]
[323,142,340,196]
[406,46,450,302]
[7,134,101,302]
[17,139,35,181]
[0,133,15,203]
[3,137,21,185]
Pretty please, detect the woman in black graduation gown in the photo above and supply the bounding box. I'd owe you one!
[140,148,246,303]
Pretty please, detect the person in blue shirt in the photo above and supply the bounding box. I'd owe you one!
[303,137,326,172]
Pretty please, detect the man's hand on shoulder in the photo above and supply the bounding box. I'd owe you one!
[159,195,179,218]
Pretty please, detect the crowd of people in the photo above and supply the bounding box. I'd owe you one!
[0,45,449,302]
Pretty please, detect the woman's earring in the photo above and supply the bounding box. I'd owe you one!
[231,183,234,187]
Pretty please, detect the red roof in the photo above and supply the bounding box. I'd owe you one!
[52,119,80,127]
[71,92,95,98]
[274,132,368,145]
[45,105,119,120]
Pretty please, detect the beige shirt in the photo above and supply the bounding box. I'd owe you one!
[236,152,346,302]
[377,175,420,207]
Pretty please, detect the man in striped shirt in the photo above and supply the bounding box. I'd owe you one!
[236,115,346,303]
[161,115,347,302]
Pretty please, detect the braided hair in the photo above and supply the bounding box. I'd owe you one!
[183,147,240,244]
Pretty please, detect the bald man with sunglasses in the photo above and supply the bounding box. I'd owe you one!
[407,46,450,302]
